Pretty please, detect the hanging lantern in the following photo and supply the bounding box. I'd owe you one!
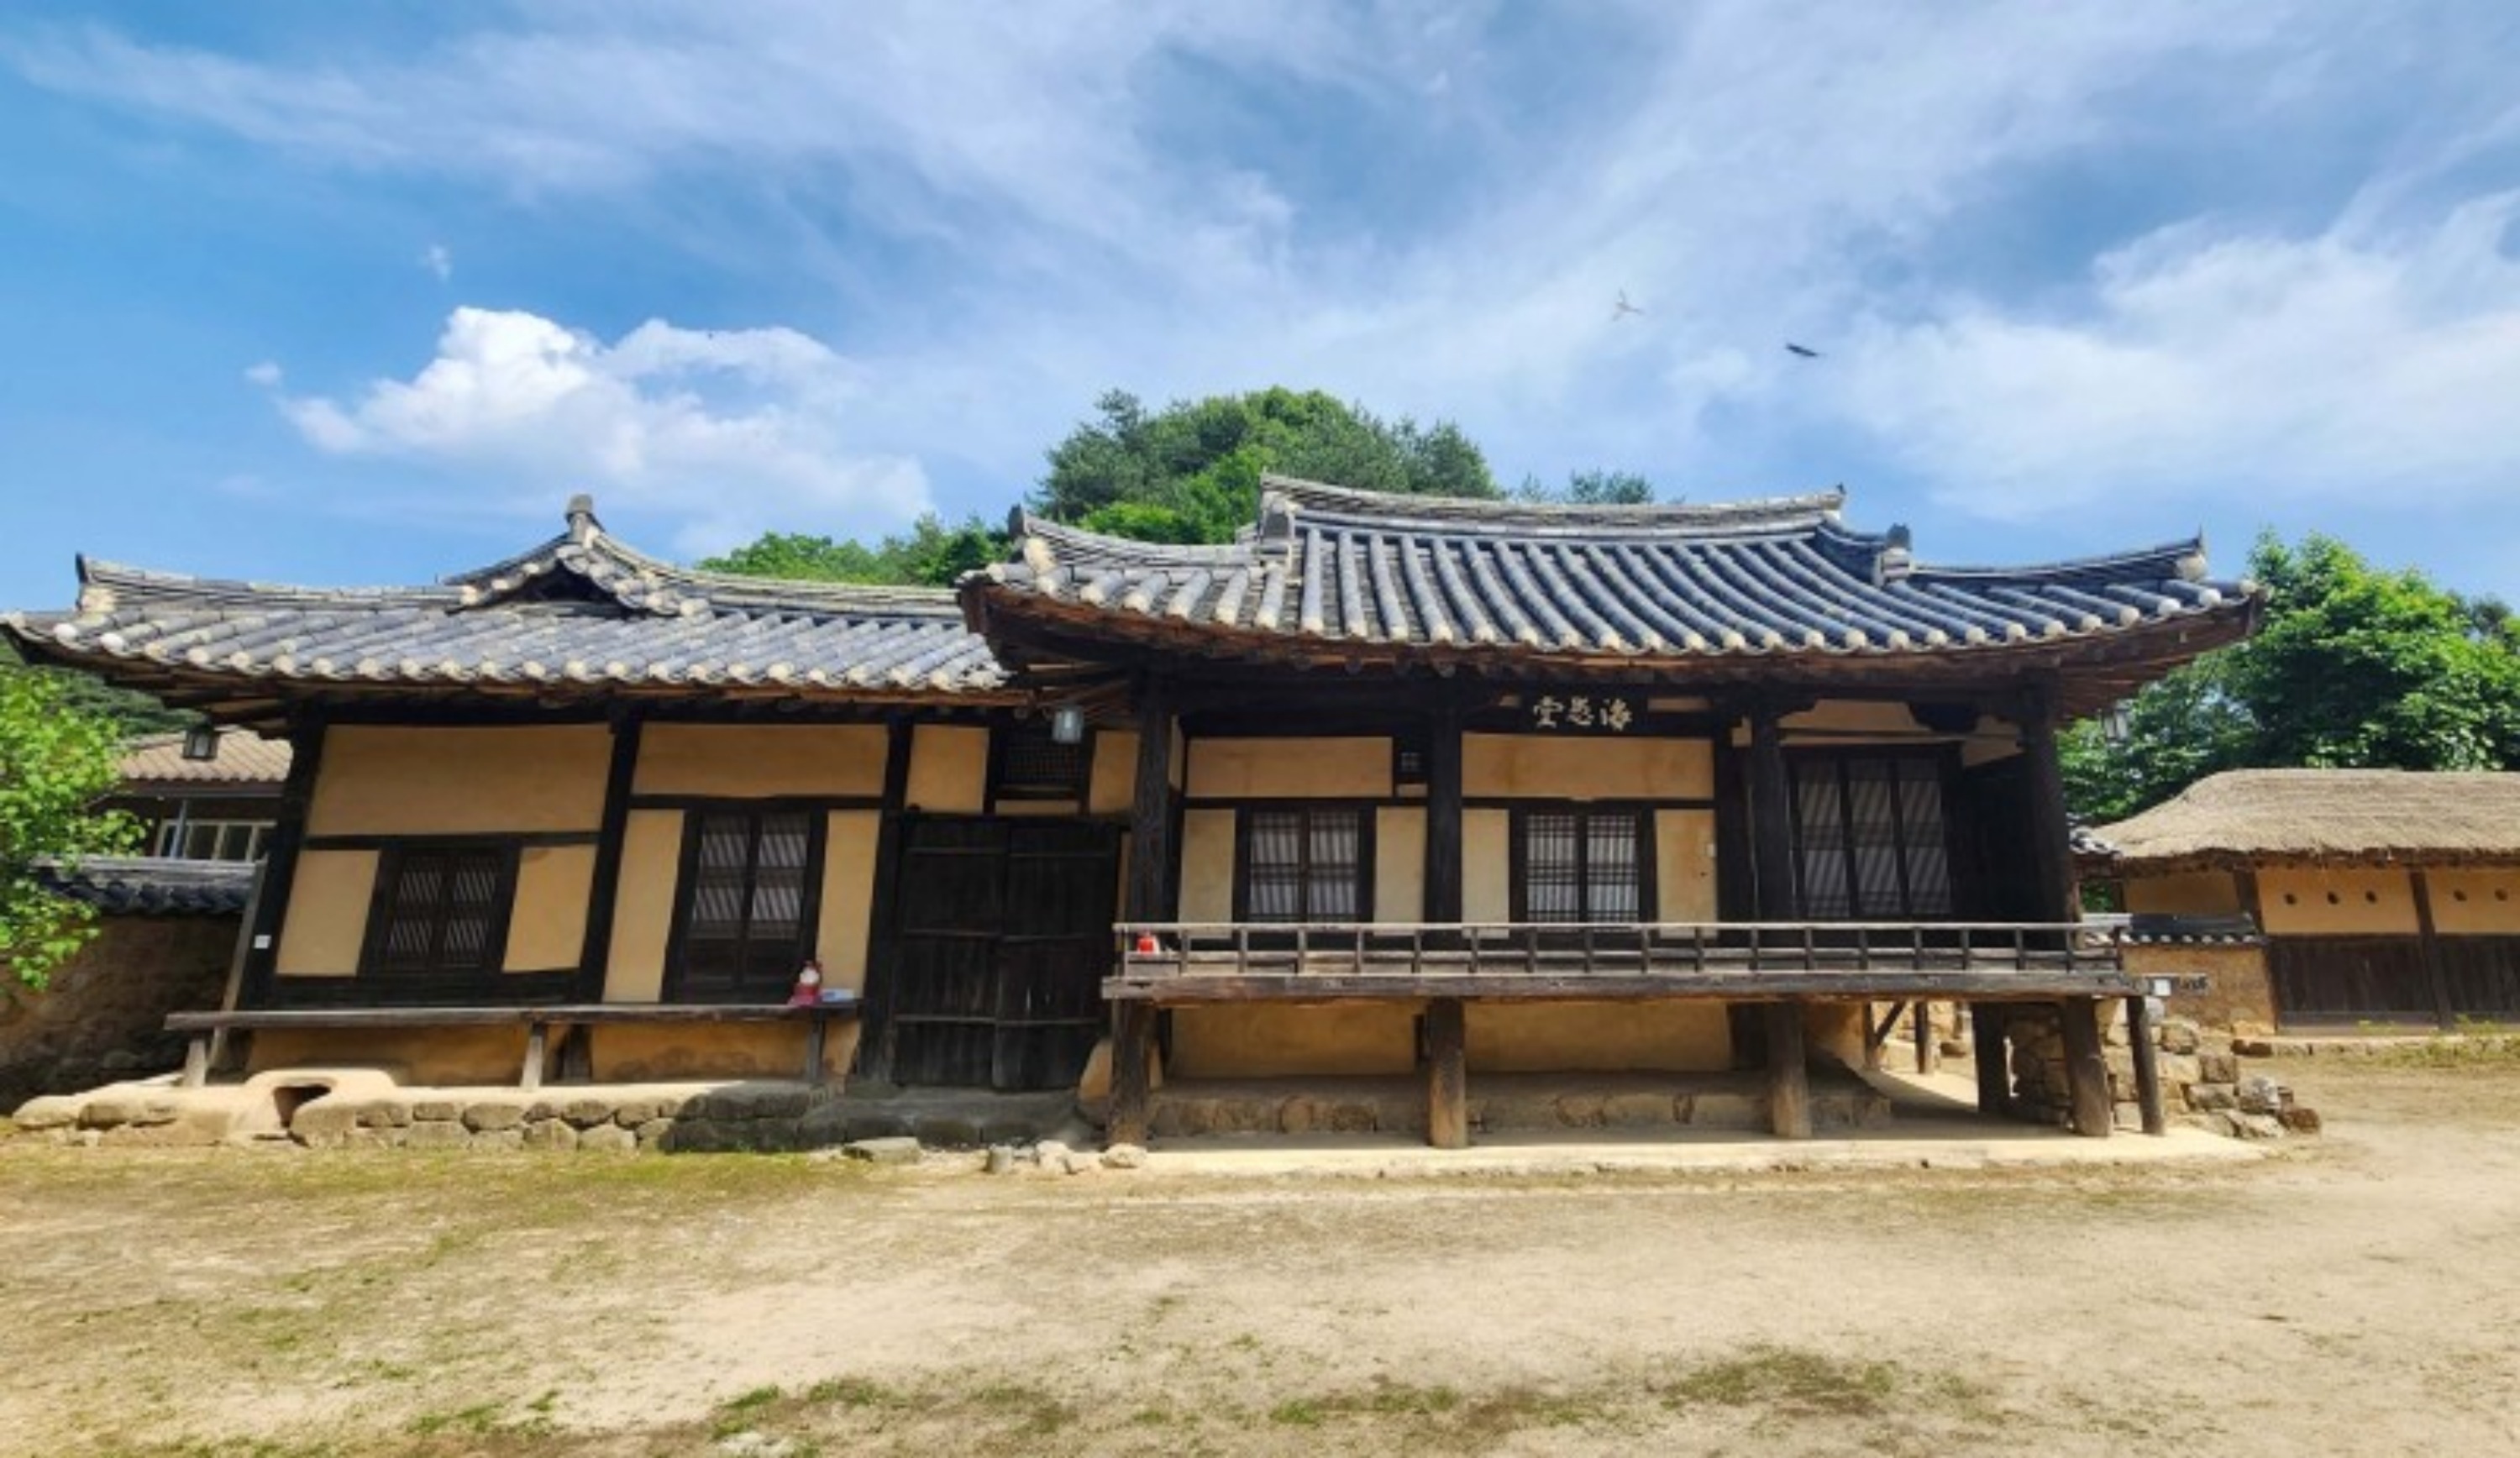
[181,724,220,762]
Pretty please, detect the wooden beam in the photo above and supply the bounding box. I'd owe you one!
[1108,1000,1157,1146]
[1106,970,2139,1002]
[1746,700,1798,918]
[1425,997,1469,1149]
[2058,997,2113,1137]
[1971,1003,2012,1117]
[1765,1002,1811,1139]
[853,718,916,1080]
[2411,869,2457,1032]
[573,714,643,1003]
[1126,677,1175,924]
[2014,682,2078,922]
[520,1021,549,1091]
[2125,994,2166,1135]
[240,710,328,1009]
[1914,998,1937,1074]
[1423,693,1464,926]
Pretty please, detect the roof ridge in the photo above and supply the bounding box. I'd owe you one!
[1260,474,1849,533]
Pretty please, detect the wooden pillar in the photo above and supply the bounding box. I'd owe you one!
[574,713,643,1003]
[2412,870,2457,1031]
[239,710,328,1010]
[1764,1001,1811,1139]
[1425,998,1469,1148]
[1423,694,1464,928]
[853,719,916,1079]
[2014,682,2078,924]
[1108,1000,1157,1146]
[1971,1004,2012,1116]
[1110,680,1175,1148]
[1746,700,1798,919]
[1126,678,1175,926]
[2125,994,2166,1135]
[2059,997,2113,1137]
[1914,999,1937,1074]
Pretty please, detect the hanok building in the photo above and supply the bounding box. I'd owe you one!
[2088,769,2520,1031]
[4,480,2257,1145]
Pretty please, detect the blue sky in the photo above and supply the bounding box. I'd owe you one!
[4,3,2518,608]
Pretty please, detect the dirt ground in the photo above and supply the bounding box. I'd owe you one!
[4,1057,2518,1458]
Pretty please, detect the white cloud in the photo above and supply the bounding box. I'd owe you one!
[276,307,929,553]
[15,3,2520,579]
[1832,194,2520,520]
[421,243,451,281]
[242,360,282,387]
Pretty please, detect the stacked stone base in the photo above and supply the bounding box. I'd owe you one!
[10,1080,1079,1154]
[2002,1006,2318,1139]
[1150,1074,1893,1140]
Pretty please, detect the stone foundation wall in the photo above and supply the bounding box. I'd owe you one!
[0,915,235,1106]
[2003,1004,2318,1139]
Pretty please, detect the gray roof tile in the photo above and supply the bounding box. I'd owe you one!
[973,476,2255,674]
[5,498,1007,714]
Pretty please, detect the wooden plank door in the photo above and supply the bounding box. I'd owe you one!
[885,816,1119,1090]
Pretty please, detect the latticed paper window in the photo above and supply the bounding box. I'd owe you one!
[1521,809,1646,923]
[1242,807,1365,922]
[995,721,1090,800]
[365,846,512,978]
[1788,753,1953,919]
[675,810,817,999]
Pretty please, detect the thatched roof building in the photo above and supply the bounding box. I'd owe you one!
[2092,769,2520,873]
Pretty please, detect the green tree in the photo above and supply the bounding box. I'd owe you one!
[1037,387,1500,544]
[698,514,1007,589]
[2064,531,2520,826]
[1,669,139,989]
[0,637,192,737]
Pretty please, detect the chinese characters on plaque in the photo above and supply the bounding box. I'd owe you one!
[1527,693,1641,733]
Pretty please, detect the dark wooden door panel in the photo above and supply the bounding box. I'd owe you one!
[884,816,1120,1090]
[2269,937,2435,1024]
[2439,937,2520,1019]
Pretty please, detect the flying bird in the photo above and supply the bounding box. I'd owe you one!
[1611,291,1646,322]
[1784,343,1822,359]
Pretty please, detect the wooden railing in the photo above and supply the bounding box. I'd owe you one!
[1107,920,2129,998]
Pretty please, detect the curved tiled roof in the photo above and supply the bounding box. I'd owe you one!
[3,498,1008,725]
[968,476,2255,684]
[37,857,255,917]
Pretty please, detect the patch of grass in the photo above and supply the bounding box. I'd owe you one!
[2366,1032,2520,1068]
[1661,1345,1979,1421]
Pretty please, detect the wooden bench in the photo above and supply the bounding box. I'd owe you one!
[165,1002,864,1090]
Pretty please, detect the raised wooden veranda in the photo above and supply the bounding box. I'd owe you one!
[1103,920,2160,1149]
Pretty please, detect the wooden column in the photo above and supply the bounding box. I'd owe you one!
[1108,1001,1157,1147]
[2015,682,2078,923]
[1423,694,1464,928]
[1914,1000,1937,1074]
[1125,678,1175,926]
[1110,679,1175,1148]
[2412,870,2457,1031]
[853,718,916,1080]
[239,710,328,1009]
[1746,700,1798,919]
[1765,1001,1811,1139]
[574,713,643,1003]
[1971,1004,2012,1116]
[2125,994,2167,1135]
[1747,700,1809,1121]
[2058,997,2113,1137]
[1425,997,1469,1148]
